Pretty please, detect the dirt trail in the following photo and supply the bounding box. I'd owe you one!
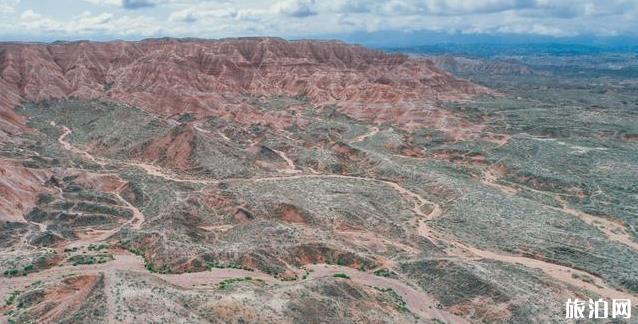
[58,125,214,185]
[462,244,637,302]
[114,191,145,230]
[56,127,147,246]
[0,253,143,299]
[193,125,210,134]
[221,171,638,300]
[556,197,638,252]
[244,172,638,304]
[483,132,511,148]
[350,126,379,143]
[57,126,106,166]
[68,229,118,248]
[416,211,638,304]
[194,122,233,143]
[54,125,638,307]
[0,251,463,323]
[129,161,214,184]
[198,224,235,232]
[0,252,272,316]
[336,229,422,256]
[480,163,637,252]
[307,264,469,323]
[481,165,519,196]
[270,148,300,174]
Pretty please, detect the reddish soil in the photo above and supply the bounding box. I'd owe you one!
[0,38,490,136]
[138,125,195,171]
[0,159,52,222]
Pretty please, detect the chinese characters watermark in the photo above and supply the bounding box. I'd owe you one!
[566,298,631,319]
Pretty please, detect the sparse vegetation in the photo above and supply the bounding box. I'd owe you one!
[3,45,638,323]
[205,262,253,272]
[373,268,397,278]
[88,243,108,251]
[68,254,113,266]
[217,277,261,290]
[374,287,409,312]
[5,290,20,306]
[3,264,35,277]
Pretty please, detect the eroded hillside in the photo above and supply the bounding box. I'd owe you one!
[1,39,637,323]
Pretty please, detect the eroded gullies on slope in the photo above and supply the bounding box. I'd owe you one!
[2,77,638,322]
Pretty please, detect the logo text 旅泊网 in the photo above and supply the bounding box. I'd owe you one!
[566,298,631,319]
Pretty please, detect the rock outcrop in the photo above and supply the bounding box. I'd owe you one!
[0,38,489,135]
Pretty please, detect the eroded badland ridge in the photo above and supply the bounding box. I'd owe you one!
[1,38,637,323]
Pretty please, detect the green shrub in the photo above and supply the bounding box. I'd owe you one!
[5,291,20,305]
[218,277,254,290]
[3,269,19,277]
[373,268,396,278]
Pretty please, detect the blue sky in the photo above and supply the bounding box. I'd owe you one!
[1,0,637,46]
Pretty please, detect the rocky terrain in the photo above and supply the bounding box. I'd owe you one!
[1,38,637,323]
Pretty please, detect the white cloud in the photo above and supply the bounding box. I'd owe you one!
[19,9,160,36]
[170,7,237,22]
[81,0,179,9]
[169,4,266,23]
[81,0,121,5]
[273,0,318,17]
[5,0,638,40]
[0,0,19,14]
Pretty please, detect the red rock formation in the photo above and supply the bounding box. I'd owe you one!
[0,160,52,222]
[0,38,490,134]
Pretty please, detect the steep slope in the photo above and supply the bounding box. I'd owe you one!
[0,38,489,136]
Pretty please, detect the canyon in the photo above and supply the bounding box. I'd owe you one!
[1,38,637,323]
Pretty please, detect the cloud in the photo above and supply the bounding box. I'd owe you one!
[82,0,163,9]
[19,9,160,36]
[0,0,19,14]
[122,0,156,9]
[170,7,237,22]
[331,0,539,16]
[81,0,121,5]
[6,0,638,41]
[273,0,318,17]
[424,0,537,15]
[169,5,265,23]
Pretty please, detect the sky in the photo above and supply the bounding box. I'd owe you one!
[1,0,638,46]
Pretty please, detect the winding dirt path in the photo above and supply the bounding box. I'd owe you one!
[555,197,638,252]
[416,206,638,303]
[481,165,519,196]
[460,243,638,302]
[56,127,148,247]
[54,125,638,307]
[480,162,638,252]
[306,264,469,323]
[350,126,379,143]
[0,251,464,323]
[270,148,300,174]
[57,126,106,166]
[129,161,214,184]
[114,191,145,230]
[0,252,275,322]
[58,125,214,185]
